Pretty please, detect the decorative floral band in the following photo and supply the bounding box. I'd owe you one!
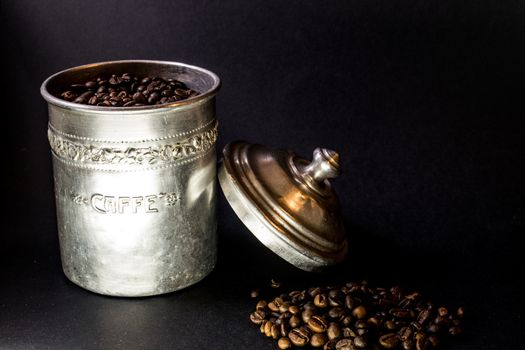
[48,120,218,166]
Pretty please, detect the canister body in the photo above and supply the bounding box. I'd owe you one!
[42,61,220,296]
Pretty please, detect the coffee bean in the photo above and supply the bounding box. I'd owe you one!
[456,306,465,318]
[311,333,328,347]
[279,302,291,313]
[449,326,462,336]
[324,339,338,350]
[398,326,413,341]
[85,81,97,89]
[415,333,430,350]
[308,315,328,333]
[290,315,302,328]
[384,320,397,330]
[88,96,98,105]
[427,323,440,333]
[281,321,290,337]
[352,306,367,319]
[428,335,439,347]
[438,307,448,317]
[342,327,356,338]
[345,295,355,310]
[264,321,274,337]
[402,339,415,350]
[416,309,431,325]
[327,322,342,340]
[379,333,399,348]
[60,91,77,101]
[289,305,301,315]
[278,337,292,349]
[353,335,367,348]
[250,310,266,325]
[271,324,281,339]
[260,320,267,333]
[302,309,314,324]
[335,338,355,350]
[289,327,311,347]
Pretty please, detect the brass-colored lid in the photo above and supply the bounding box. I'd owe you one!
[218,141,348,271]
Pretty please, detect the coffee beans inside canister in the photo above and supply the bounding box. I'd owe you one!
[59,73,199,106]
[249,281,465,349]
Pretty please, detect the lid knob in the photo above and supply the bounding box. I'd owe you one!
[300,148,341,183]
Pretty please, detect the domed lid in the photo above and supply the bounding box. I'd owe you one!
[218,141,348,271]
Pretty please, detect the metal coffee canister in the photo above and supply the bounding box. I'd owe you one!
[41,60,220,296]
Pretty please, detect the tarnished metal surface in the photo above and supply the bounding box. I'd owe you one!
[41,60,220,296]
[218,141,347,272]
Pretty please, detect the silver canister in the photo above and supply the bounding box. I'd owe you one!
[41,60,220,297]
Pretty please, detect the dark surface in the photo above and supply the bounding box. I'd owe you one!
[2,1,524,349]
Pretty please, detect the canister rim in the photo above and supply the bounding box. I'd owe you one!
[40,60,221,113]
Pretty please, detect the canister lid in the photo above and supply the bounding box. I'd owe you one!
[218,141,348,271]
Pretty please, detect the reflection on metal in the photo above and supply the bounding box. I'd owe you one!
[219,141,347,272]
[41,60,220,296]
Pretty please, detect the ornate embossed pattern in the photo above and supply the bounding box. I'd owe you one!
[48,122,217,166]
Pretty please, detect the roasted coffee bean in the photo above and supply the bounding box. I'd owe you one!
[289,305,301,315]
[73,91,94,104]
[281,321,290,337]
[256,300,267,311]
[416,309,431,325]
[438,307,448,317]
[303,301,316,311]
[327,322,342,340]
[449,326,462,336]
[88,96,98,105]
[328,307,345,320]
[379,333,399,348]
[335,338,355,350]
[148,92,160,104]
[390,308,412,318]
[367,316,381,327]
[264,321,274,337]
[324,339,338,350]
[60,91,77,101]
[354,320,368,329]
[250,310,266,325]
[302,309,314,324]
[353,336,367,348]
[345,295,356,310]
[456,306,465,318]
[311,333,328,347]
[85,81,97,89]
[278,337,292,349]
[314,294,329,308]
[384,320,397,330]
[289,327,311,347]
[290,314,302,328]
[352,305,367,319]
[428,335,439,347]
[268,301,279,312]
[279,302,291,313]
[402,339,415,350]
[341,315,353,327]
[271,278,282,289]
[342,327,357,338]
[308,315,328,333]
[427,323,440,333]
[398,326,413,341]
[415,333,430,350]
[271,324,281,339]
[260,320,267,333]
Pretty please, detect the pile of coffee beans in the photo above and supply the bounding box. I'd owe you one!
[59,73,199,107]
[249,281,464,349]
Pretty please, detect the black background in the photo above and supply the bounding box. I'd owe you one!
[2,1,524,349]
